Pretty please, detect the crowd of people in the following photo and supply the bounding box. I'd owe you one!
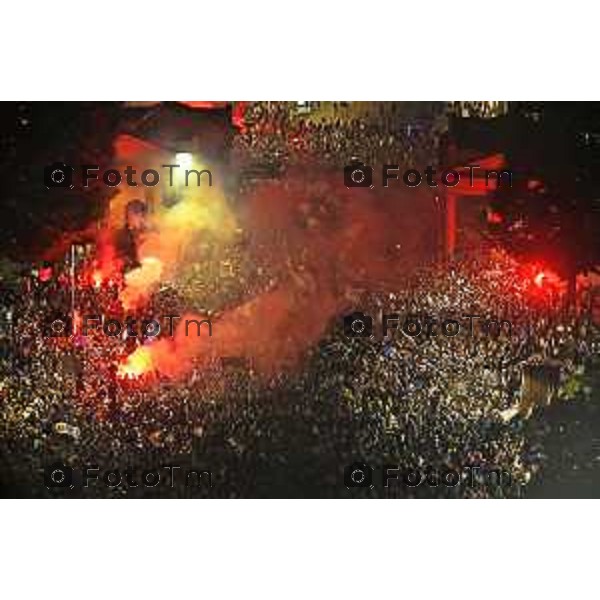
[448,101,507,120]
[1,105,599,498]
[232,101,443,173]
[0,243,598,498]
[308,250,599,497]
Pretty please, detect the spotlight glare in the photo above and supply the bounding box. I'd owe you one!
[175,152,193,168]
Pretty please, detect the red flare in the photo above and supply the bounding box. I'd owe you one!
[92,270,103,288]
[534,271,546,288]
[487,210,503,225]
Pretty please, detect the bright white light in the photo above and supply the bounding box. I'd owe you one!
[175,152,193,168]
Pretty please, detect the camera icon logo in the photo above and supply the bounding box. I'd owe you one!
[43,314,73,338]
[44,162,74,189]
[44,462,74,488]
[344,462,373,488]
[343,311,373,338]
[344,162,373,188]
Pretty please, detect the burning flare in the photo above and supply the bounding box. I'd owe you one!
[117,346,154,379]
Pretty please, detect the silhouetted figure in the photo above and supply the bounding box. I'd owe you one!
[115,199,148,272]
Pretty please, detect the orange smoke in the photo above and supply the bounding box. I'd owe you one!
[118,278,341,380]
[121,256,164,310]
[118,313,214,379]
[118,166,439,380]
[106,150,237,307]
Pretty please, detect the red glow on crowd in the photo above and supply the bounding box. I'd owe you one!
[487,210,503,224]
[80,258,123,290]
[517,262,564,299]
[38,266,53,282]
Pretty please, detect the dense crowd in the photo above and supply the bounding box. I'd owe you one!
[309,251,599,497]
[1,105,599,498]
[232,102,443,173]
[448,101,507,119]
[0,244,598,498]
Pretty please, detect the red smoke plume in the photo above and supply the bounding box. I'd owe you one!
[119,167,439,379]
